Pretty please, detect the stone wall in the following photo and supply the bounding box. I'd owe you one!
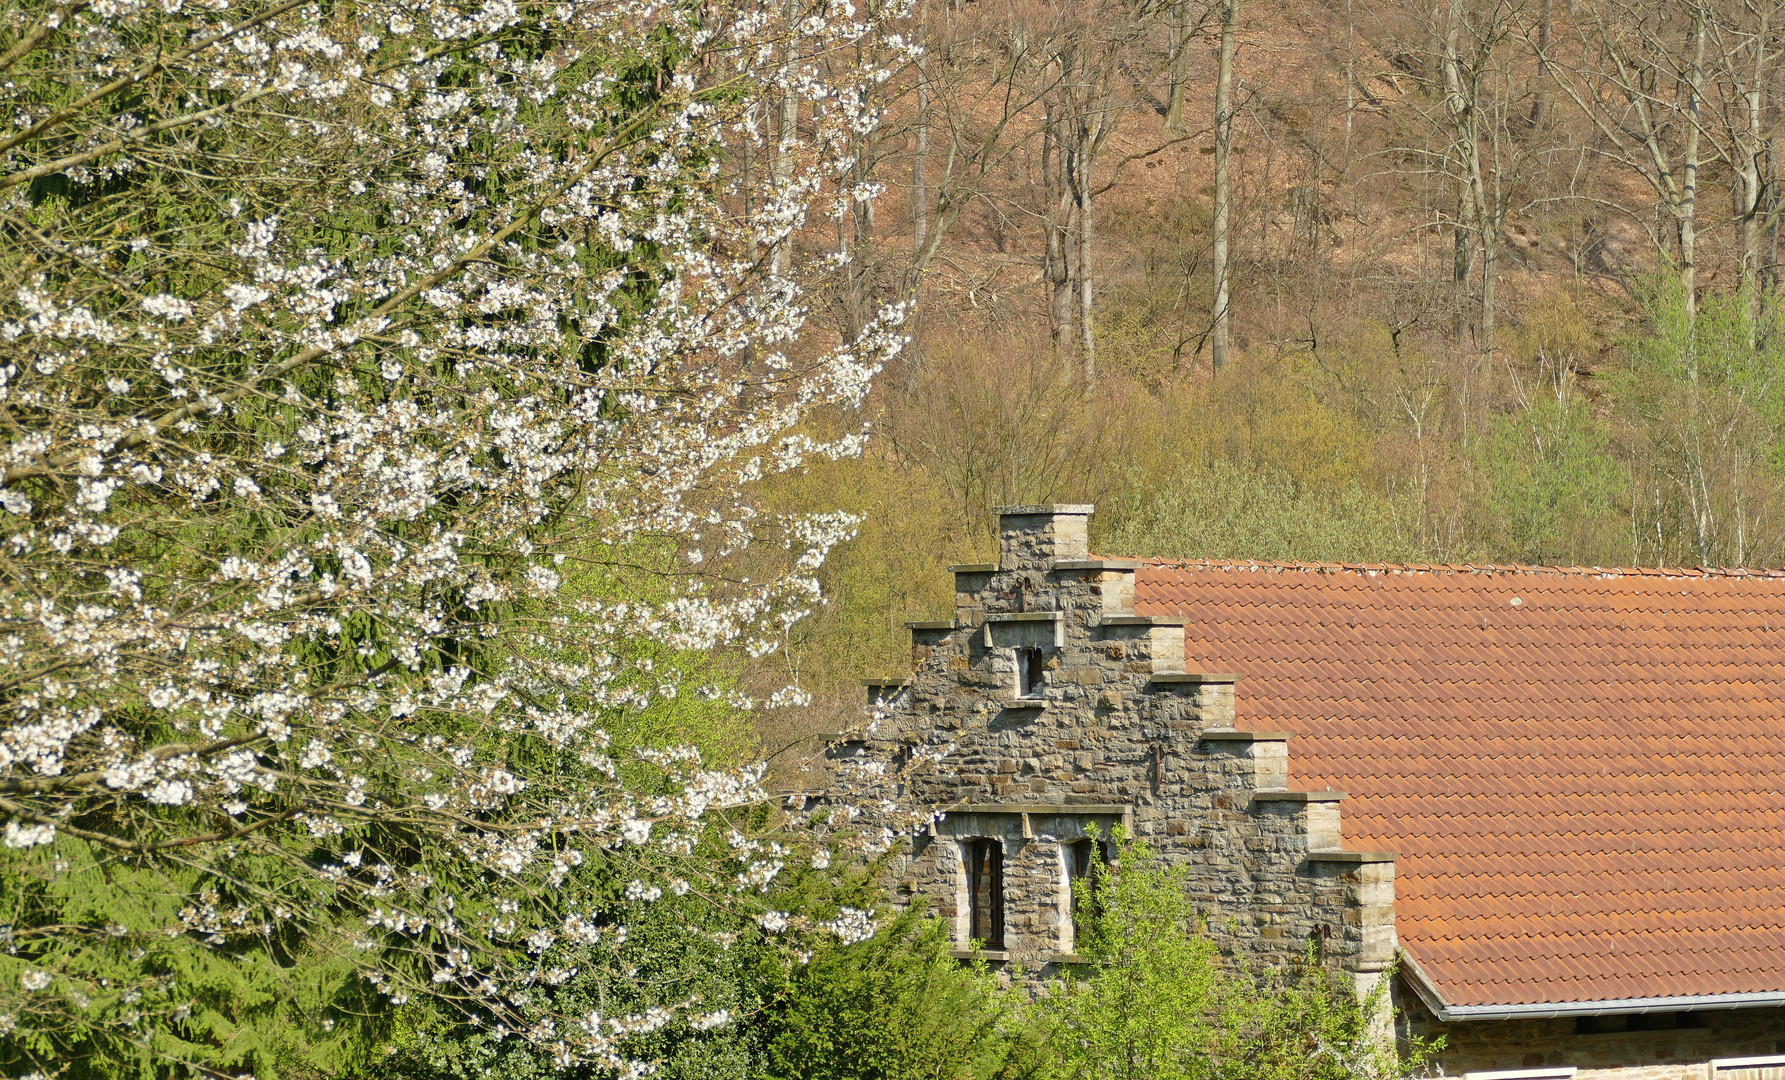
[837,504,1785,1076]
[841,505,1396,986]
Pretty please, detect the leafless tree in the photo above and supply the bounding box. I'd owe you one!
[1546,0,1709,317]
[1437,0,1528,357]
[891,2,1058,334]
[1165,0,1198,129]
[1211,0,1240,372]
[1698,0,1785,320]
[1364,0,1536,358]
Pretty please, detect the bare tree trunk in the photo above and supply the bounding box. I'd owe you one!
[1735,6,1769,322]
[1769,134,1782,310]
[744,102,760,267]
[1770,47,1784,311]
[1528,0,1551,129]
[913,0,929,259]
[772,0,799,277]
[1479,217,1497,356]
[1078,174,1096,385]
[1680,12,1704,321]
[1344,0,1356,164]
[1444,0,1472,350]
[1165,0,1191,130]
[1438,0,1510,359]
[843,124,879,339]
[1211,0,1238,373]
[914,83,928,257]
[1044,94,1077,365]
[1453,186,1475,344]
[1738,146,1762,320]
[1771,9,1783,315]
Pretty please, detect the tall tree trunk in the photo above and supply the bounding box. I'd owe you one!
[1440,0,1495,358]
[1767,19,1782,320]
[1738,151,1762,320]
[1165,0,1191,130]
[913,0,929,260]
[1528,0,1551,129]
[843,124,879,339]
[1210,0,1238,373]
[1769,134,1782,309]
[772,0,799,277]
[1044,95,1076,365]
[913,80,928,257]
[1737,8,1768,324]
[1453,188,1475,344]
[1479,222,1497,356]
[744,102,760,267]
[1344,0,1356,164]
[1444,0,1469,347]
[1078,170,1096,386]
[1679,12,1704,321]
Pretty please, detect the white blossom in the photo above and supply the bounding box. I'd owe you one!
[3,822,56,848]
[141,294,193,321]
[0,0,922,1067]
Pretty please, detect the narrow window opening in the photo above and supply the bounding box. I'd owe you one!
[1017,647,1045,698]
[1574,1012,1706,1035]
[1706,1056,1785,1078]
[1064,838,1110,947]
[966,838,1005,949]
[1713,1055,1785,1080]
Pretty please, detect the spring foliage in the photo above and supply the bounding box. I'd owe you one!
[1036,836,1439,1080]
[0,0,915,1073]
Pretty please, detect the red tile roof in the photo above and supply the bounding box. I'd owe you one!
[1134,558,1785,1009]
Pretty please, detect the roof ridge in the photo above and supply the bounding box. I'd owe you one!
[1123,555,1785,580]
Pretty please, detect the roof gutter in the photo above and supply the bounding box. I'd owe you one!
[1398,953,1785,1021]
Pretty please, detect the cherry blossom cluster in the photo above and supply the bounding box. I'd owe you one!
[0,0,917,1069]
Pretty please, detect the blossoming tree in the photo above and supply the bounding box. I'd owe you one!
[0,0,908,1072]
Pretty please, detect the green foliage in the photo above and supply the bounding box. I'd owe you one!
[1468,294,1625,566]
[760,910,1042,1080]
[537,544,762,769]
[0,533,758,1080]
[1214,955,1419,1080]
[1612,279,1785,566]
[1037,839,1218,1080]
[0,839,382,1080]
[387,861,1036,1080]
[760,446,983,705]
[1034,836,1439,1080]
[388,888,772,1080]
[1098,460,1426,564]
[1474,394,1622,565]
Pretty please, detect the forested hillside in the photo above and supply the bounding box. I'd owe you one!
[754,0,1785,754]
[0,0,1767,1073]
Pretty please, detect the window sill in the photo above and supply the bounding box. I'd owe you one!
[1003,698,1048,710]
[950,948,1010,962]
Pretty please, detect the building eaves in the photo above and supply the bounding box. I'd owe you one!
[1403,953,1785,1020]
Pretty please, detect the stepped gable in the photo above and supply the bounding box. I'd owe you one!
[1134,556,1785,1010]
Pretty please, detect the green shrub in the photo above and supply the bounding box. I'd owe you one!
[1035,835,1440,1080]
[762,910,1044,1080]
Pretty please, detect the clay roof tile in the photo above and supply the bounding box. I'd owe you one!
[1133,557,1785,1008]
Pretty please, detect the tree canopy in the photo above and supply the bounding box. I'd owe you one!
[0,0,911,1073]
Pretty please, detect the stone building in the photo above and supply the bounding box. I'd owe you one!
[838,504,1785,1079]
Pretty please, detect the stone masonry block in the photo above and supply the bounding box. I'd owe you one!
[861,504,1385,998]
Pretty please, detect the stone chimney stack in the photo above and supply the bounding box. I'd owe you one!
[996,504,1094,571]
